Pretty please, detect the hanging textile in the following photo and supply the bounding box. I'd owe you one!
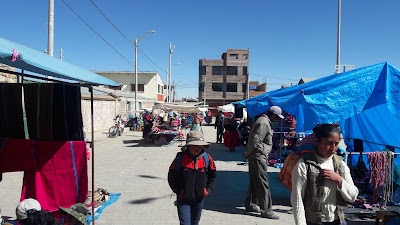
[367,151,394,206]
[24,83,53,140]
[0,139,35,172]
[21,141,88,211]
[0,83,25,138]
[24,83,84,141]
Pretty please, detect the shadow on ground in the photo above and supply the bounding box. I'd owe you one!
[203,170,291,216]
[127,194,171,205]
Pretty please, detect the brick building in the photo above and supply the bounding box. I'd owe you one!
[198,49,249,109]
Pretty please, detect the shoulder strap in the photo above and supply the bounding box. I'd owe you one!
[174,152,183,172]
[202,152,209,172]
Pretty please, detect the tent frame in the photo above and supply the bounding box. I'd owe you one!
[3,69,100,225]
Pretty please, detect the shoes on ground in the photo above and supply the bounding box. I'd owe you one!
[261,212,279,220]
[245,206,261,213]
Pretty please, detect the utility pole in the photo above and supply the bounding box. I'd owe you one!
[165,68,169,102]
[60,48,63,60]
[203,76,206,108]
[48,0,54,56]
[172,81,176,102]
[335,0,341,74]
[168,43,175,103]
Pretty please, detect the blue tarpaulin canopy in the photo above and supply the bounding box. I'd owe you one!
[234,62,400,153]
[0,37,120,87]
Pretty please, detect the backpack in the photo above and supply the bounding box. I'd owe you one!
[174,152,209,172]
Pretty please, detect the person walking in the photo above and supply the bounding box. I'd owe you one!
[214,111,224,144]
[168,131,217,225]
[291,124,358,225]
[242,106,284,220]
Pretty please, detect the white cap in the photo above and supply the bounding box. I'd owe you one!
[16,199,41,220]
[268,106,284,119]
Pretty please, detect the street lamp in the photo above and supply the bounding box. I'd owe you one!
[134,29,156,115]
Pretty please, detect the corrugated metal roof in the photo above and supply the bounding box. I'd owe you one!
[0,37,120,87]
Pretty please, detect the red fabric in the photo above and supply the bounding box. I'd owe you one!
[223,130,241,148]
[21,141,88,211]
[0,139,35,173]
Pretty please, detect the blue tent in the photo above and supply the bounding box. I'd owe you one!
[234,62,400,152]
[0,37,120,87]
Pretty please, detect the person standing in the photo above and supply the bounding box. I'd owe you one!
[291,124,358,225]
[168,131,217,225]
[223,113,241,152]
[242,106,284,219]
[214,111,224,144]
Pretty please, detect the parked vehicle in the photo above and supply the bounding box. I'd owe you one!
[108,115,125,138]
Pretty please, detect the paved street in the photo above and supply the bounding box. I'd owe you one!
[0,125,372,225]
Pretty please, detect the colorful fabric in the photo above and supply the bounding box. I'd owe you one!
[278,151,312,190]
[21,141,88,211]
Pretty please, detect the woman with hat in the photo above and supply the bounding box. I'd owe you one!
[59,203,88,225]
[168,130,217,225]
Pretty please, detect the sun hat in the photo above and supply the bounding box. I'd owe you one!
[59,203,88,225]
[268,106,284,119]
[186,130,210,147]
[16,198,42,220]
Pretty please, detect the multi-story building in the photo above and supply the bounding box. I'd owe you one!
[198,49,249,108]
[93,71,165,108]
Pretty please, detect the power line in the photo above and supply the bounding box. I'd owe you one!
[60,0,133,66]
[89,0,133,44]
[137,46,164,72]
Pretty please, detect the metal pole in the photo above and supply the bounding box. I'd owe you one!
[48,0,54,56]
[168,43,172,103]
[89,86,95,225]
[165,68,169,102]
[203,76,206,108]
[335,0,341,74]
[134,38,138,117]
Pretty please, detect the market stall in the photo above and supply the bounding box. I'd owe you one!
[0,37,121,224]
[233,62,400,220]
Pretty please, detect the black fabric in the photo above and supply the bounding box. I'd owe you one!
[64,84,83,140]
[353,139,364,152]
[24,83,83,141]
[234,104,243,118]
[352,154,369,181]
[0,83,25,138]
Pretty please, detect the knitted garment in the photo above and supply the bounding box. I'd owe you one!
[367,152,394,205]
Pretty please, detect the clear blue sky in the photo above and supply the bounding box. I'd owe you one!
[2,0,400,99]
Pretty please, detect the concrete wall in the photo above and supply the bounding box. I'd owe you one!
[81,99,127,134]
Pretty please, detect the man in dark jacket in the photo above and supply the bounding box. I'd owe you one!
[214,111,224,143]
[168,131,216,225]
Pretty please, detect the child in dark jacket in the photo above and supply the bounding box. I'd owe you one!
[168,130,216,225]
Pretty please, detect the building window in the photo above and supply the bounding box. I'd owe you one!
[212,66,224,75]
[243,66,248,76]
[158,85,163,94]
[199,66,206,75]
[131,84,145,92]
[226,66,238,75]
[212,83,223,92]
[199,83,204,92]
[227,83,237,92]
[243,54,249,59]
[230,54,239,60]
[242,83,247,92]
